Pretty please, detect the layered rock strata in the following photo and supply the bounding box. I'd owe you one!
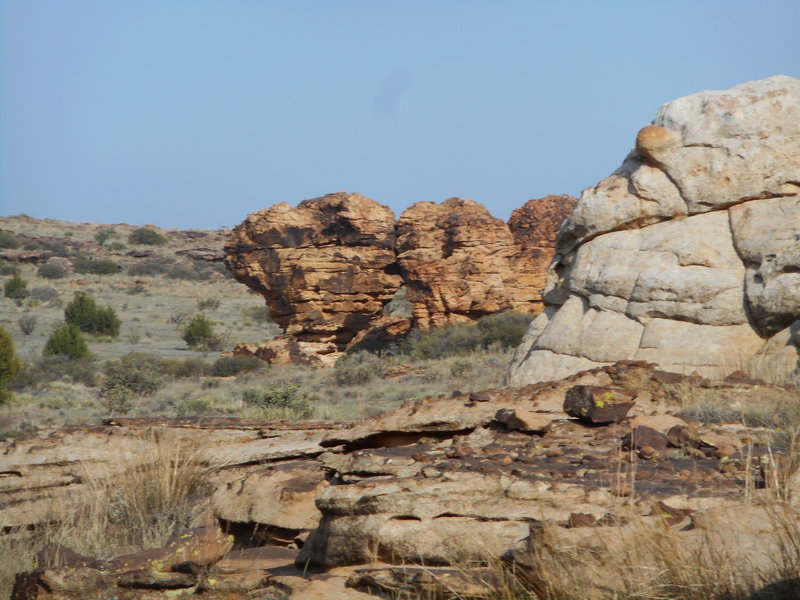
[396,196,576,328]
[8,362,800,599]
[226,193,576,363]
[509,75,800,385]
[225,193,403,365]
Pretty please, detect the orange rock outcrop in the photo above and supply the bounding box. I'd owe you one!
[225,192,576,364]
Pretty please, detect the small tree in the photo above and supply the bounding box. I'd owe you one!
[4,273,29,301]
[182,314,221,350]
[128,228,168,246]
[64,293,121,337]
[43,324,91,360]
[0,326,21,404]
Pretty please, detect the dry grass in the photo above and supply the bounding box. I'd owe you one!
[0,433,221,597]
[517,508,800,600]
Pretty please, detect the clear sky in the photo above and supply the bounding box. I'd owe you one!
[1,1,798,229]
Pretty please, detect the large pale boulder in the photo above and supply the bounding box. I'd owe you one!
[509,76,800,385]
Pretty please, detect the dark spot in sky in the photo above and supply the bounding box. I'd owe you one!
[373,68,414,120]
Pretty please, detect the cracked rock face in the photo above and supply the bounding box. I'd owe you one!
[226,192,576,363]
[224,192,403,363]
[509,76,800,385]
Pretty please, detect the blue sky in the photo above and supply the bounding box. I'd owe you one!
[1,1,798,229]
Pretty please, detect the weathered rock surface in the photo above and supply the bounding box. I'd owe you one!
[224,192,403,365]
[6,362,800,599]
[396,196,576,328]
[225,193,576,363]
[509,76,800,385]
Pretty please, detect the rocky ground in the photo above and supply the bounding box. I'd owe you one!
[5,362,800,599]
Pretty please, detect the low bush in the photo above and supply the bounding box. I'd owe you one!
[0,263,20,276]
[334,351,391,385]
[401,322,482,359]
[162,357,211,379]
[43,324,91,360]
[101,385,133,415]
[11,355,98,388]
[210,355,265,377]
[103,353,166,396]
[23,238,71,257]
[476,310,534,348]
[401,311,533,360]
[4,272,29,300]
[37,263,68,279]
[17,315,36,335]
[65,293,121,337]
[241,384,313,418]
[127,257,171,277]
[93,228,117,246]
[0,231,20,249]
[166,262,214,281]
[30,287,59,302]
[128,228,168,245]
[73,256,120,275]
[182,314,222,351]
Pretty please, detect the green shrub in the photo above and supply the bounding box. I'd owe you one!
[65,293,121,337]
[4,273,29,300]
[241,384,312,418]
[0,263,20,276]
[37,263,68,279]
[0,326,21,404]
[30,287,58,302]
[0,231,20,249]
[400,322,482,360]
[24,238,70,256]
[162,357,211,378]
[334,351,391,385]
[93,228,117,246]
[73,256,120,275]
[210,356,265,377]
[182,314,221,350]
[10,355,97,388]
[127,257,171,277]
[400,311,534,360]
[43,324,91,360]
[166,262,214,281]
[449,358,473,378]
[103,353,166,396]
[476,311,533,349]
[128,228,168,246]
[102,385,133,415]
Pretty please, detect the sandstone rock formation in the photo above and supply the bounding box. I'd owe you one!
[8,362,800,599]
[225,193,403,365]
[509,75,800,385]
[396,196,576,328]
[226,193,576,362]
